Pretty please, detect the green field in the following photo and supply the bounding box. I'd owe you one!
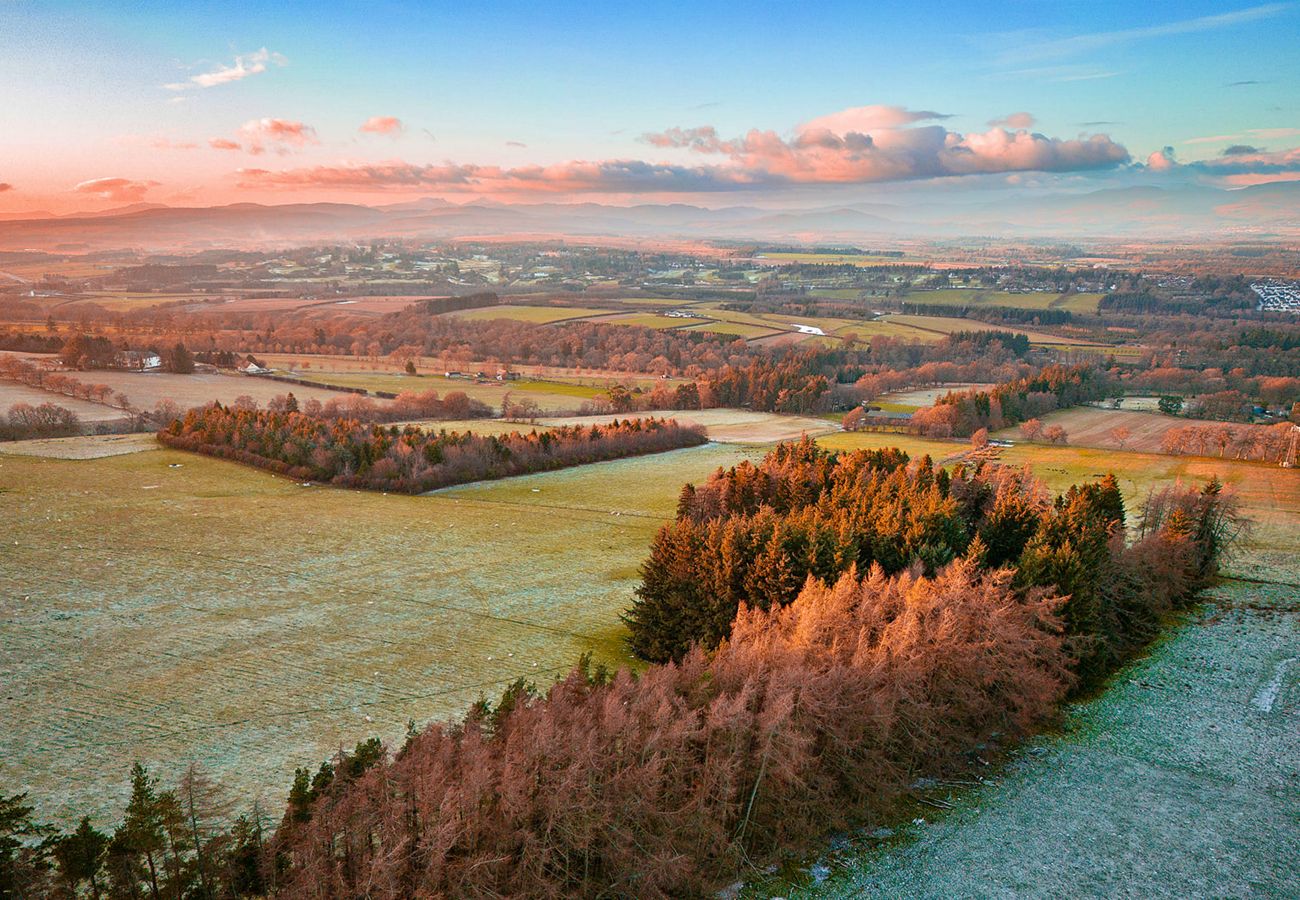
[683,320,779,338]
[0,441,762,823]
[901,288,1103,313]
[446,304,618,324]
[597,312,695,330]
[278,370,607,412]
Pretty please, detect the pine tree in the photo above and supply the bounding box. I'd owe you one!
[119,762,165,900]
[56,816,108,899]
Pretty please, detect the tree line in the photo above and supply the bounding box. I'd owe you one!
[158,405,706,494]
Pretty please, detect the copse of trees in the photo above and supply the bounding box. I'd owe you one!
[159,405,707,493]
[910,363,1113,438]
[1,402,82,441]
[627,437,1236,683]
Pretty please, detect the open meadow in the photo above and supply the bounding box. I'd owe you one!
[446,304,619,324]
[0,439,761,823]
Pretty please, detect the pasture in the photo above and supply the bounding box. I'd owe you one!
[539,409,838,444]
[875,383,995,411]
[0,440,763,823]
[446,304,618,324]
[276,369,606,413]
[900,288,1104,313]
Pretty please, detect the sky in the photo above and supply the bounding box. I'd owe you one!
[1,0,1298,214]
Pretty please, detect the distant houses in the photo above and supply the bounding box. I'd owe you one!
[116,350,162,372]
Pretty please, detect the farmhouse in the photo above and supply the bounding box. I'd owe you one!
[240,361,272,375]
[117,350,162,371]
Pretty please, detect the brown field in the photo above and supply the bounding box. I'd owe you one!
[992,406,1185,453]
[0,381,131,424]
[45,370,375,412]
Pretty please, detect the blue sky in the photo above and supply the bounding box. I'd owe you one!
[1,1,1297,210]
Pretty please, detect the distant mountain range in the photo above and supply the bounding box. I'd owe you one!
[1,183,1296,252]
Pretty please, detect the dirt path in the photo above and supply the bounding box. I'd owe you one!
[772,577,1299,899]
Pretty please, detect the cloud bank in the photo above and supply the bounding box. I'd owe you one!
[239,104,1129,195]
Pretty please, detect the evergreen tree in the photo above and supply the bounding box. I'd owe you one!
[56,816,108,899]
[119,763,165,900]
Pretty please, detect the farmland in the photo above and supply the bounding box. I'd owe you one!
[900,288,1105,313]
[6,419,1295,829]
[992,405,1184,453]
[446,304,618,324]
[0,381,130,424]
[269,368,609,413]
[0,439,763,823]
[4,369,372,413]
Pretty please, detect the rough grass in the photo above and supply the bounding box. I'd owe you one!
[880,313,1100,347]
[0,442,760,824]
[13,370,362,412]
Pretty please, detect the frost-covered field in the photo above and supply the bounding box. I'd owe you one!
[778,578,1299,899]
[0,441,760,823]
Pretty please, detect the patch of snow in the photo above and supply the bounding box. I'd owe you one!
[1250,657,1296,713]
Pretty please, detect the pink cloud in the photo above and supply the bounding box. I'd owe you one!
[989,112,1037,129]
[165,48,287,91]
[236,118,318,155]
[74,177,159,201]
[234,105,1130,197]
[639,117,1128,185]
[0,183,13,193]
[209,138,242,151]
[1146,147,1178,170]
[359,116,404,135]
[798,105,950,135]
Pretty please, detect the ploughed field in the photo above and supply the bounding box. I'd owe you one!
[0,439,762,822]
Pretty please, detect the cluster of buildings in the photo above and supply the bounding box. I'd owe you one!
[1251,281,1300,313]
